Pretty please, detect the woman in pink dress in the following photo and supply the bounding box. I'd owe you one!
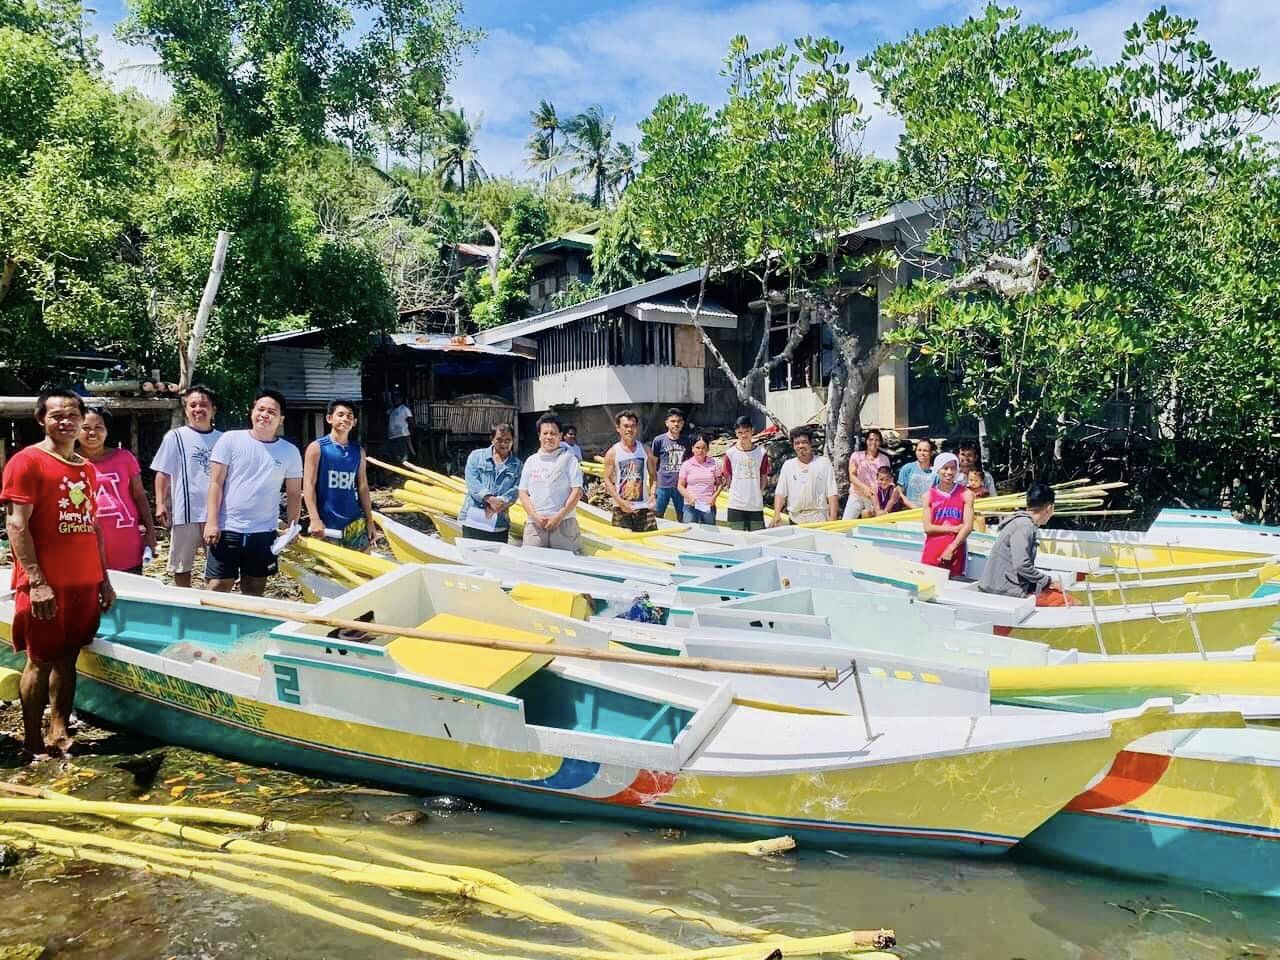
[921,452,974,578]
[79,408,158,573]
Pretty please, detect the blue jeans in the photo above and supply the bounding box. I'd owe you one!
[683,505,717,525]
[655,486,680,520]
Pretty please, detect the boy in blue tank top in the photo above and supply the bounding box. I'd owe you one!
[303,400,380,550]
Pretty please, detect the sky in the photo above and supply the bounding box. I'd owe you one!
[90,0,1280,180]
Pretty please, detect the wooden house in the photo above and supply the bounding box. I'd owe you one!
[258,329,526,474]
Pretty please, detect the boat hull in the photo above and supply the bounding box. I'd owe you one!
[1008,602,1280,655]
[1023,744,1280,897]
[0,639,1193,860]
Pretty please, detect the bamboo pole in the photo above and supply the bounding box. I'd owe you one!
[197,594,839,683]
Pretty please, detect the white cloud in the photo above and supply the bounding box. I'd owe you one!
[451,0,917,179]
[93,18,173,100]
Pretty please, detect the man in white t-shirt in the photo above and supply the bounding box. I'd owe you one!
[385,395,416,467]
[203,390,303,596]
[771,426,839,526]
[517,413,583,553]
[151,385,223,588]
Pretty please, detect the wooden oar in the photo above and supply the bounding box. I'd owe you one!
[198,595,840,683]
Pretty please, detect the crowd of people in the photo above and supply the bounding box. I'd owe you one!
[3,387,1043,758]
[0,386,382,757]
[456,407,1014,562]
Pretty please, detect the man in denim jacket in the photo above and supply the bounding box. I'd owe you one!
[460,423,521,542]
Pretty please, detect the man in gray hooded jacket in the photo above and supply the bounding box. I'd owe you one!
[978,482,1060,598]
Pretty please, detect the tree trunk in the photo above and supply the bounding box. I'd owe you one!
[0,256,15,306]
[181,230,232,392]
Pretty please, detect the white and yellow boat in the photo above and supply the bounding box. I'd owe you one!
[0,567,1241,859]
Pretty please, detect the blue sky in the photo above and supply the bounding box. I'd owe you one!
[91,0,1279,179]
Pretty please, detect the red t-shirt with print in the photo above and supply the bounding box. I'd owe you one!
[1,446,104,589]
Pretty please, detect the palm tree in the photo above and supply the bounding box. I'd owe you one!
[528,99,561,182]
[434,108,485,191]
[562,105,614,208]
[606,142,638,201]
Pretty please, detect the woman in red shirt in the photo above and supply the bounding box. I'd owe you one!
[79,408,157,573]
[2,390,114,757]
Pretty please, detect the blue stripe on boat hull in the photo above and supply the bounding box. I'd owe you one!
[18,648,1015,859]
[1021,810,1280,898]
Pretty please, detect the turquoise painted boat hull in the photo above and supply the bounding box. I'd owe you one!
[1022,809,1280,898]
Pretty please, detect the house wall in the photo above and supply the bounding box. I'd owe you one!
[519,365,704,412]
[261,346,361,407]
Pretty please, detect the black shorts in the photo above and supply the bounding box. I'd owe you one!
[726,508,766,532]
[206,530,278,580]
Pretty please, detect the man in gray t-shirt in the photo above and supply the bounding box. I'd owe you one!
[203,390,302,596]
[152,385,222,588]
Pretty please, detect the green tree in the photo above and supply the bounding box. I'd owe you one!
[632,35,883,474]
[562,104,614,207]
[863,4,1280,513]
[434,106,485,189]
[0,24,152,372]
[527,98,560,183]
[606,141,637,201]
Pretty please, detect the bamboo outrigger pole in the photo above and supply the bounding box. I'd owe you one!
[197,595,839,683]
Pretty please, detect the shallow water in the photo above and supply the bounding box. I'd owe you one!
[0,724,1278,960]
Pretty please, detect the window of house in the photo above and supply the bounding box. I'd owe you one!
[767,310,822,392]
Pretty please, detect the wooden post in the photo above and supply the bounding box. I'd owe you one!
[181,230,232,392]
[127,413,139,457]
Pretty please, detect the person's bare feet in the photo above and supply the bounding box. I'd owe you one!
[19,744,50,764]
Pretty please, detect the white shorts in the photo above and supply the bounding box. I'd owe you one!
[843,495,869,520]
[168,522,206,574]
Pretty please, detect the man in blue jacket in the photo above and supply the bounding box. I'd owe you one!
[460,423,521,542]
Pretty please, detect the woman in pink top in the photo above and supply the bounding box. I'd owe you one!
[843,428,891,519]
[676,435,723,525]
[79,408,157,573]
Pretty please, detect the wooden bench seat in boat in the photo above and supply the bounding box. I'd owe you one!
[386,613,558,694]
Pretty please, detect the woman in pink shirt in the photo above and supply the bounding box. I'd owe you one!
[676,435,723,525]
[844,428,891,519]
[80,408,157,573]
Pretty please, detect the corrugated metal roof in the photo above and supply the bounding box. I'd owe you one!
[384,333,525,358]
[474,267,708,346]
[627,296,737,320]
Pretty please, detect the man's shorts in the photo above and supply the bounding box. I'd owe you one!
[332,517,369,551]
[726,508,766,532]
[12,584,102,663]
[612,507,657,532]
[522,517,582,552]
[206,531,278,580]
[168,522,206,574]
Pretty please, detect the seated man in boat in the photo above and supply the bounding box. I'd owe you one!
[460,422,521,543]
[203,390,303,596]
[517,413,583,552]
[152,385,222,588]
[2,388,115,758]
[770,427,839,526]
[603,409,659,532]
[302,399,380,551]
[978,482,1061,598]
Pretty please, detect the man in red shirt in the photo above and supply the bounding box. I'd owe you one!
[2,389,114,757]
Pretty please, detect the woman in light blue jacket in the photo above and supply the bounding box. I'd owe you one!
[459,423,521,542]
